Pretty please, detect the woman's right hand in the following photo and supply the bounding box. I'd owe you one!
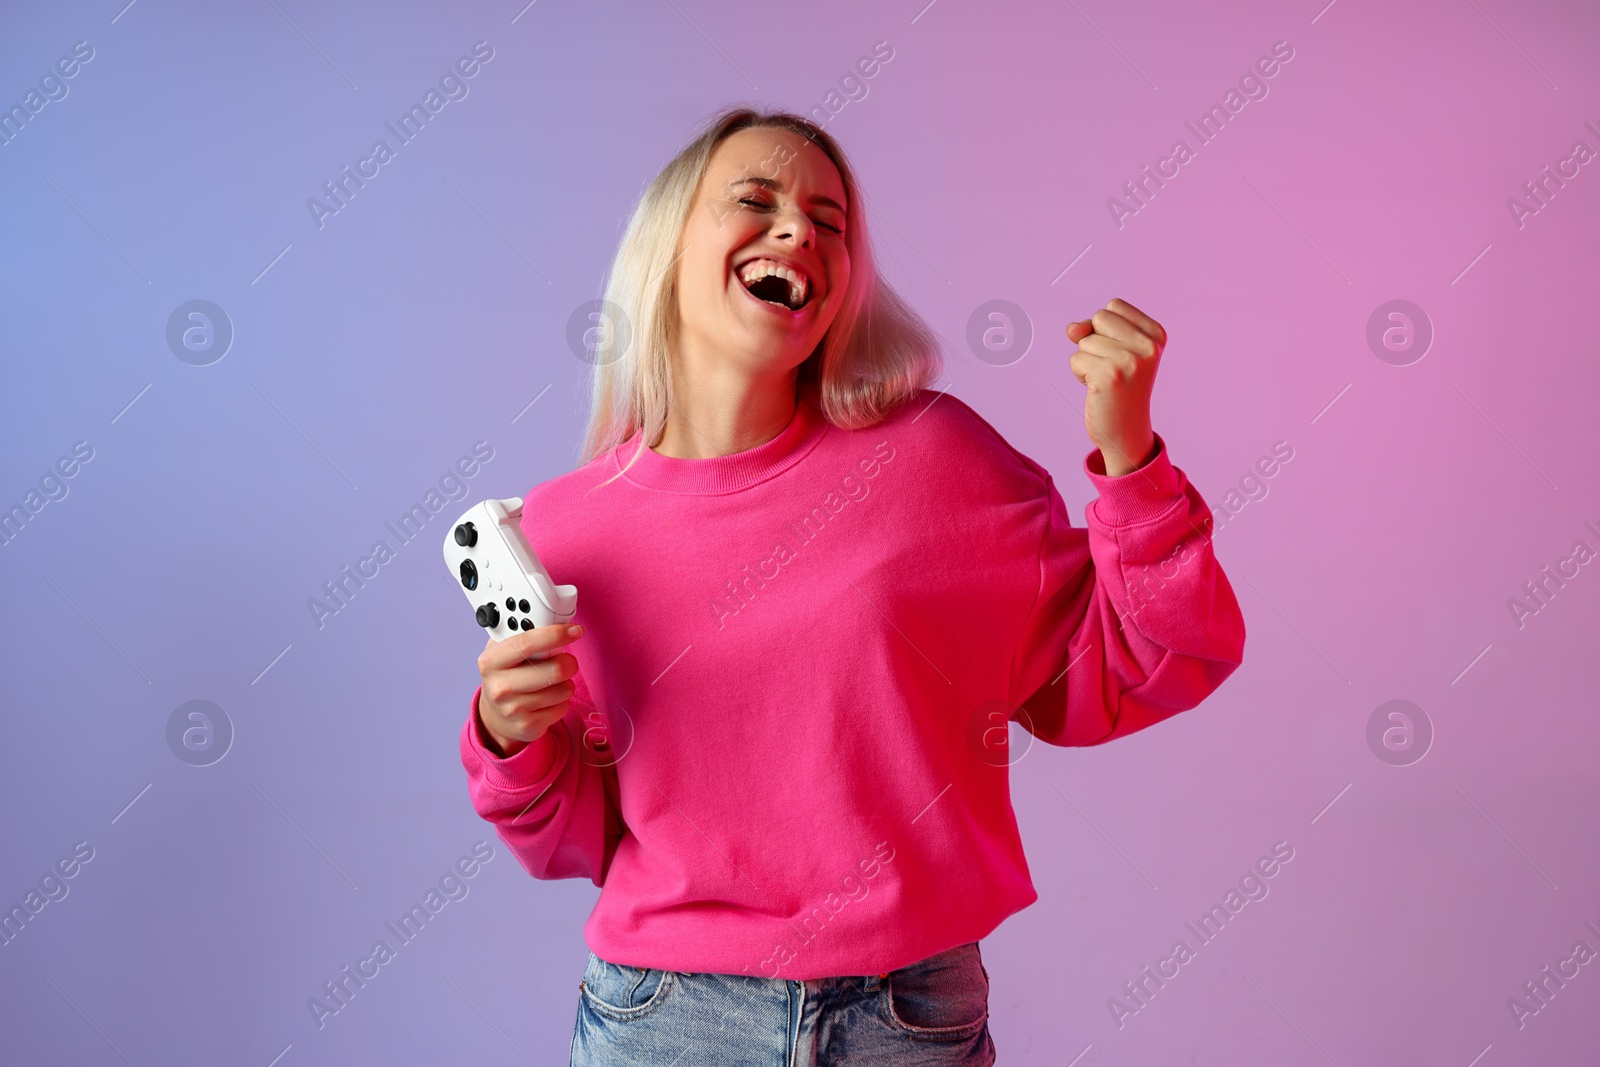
[476,624,585,758]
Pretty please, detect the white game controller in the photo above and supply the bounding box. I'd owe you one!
[443,498,578,660]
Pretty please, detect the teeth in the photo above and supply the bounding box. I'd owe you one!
[737,258,809,308]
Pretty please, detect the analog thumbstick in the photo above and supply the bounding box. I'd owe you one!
[454,522,478,547]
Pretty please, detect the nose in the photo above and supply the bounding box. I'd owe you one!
[771,206,816,250]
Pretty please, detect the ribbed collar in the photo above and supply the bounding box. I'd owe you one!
[611,389,828,495]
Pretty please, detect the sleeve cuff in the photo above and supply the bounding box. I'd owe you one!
[465,685,563,789]
[1082,432,1186,527]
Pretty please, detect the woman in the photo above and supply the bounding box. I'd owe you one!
[460,106,1246,1065]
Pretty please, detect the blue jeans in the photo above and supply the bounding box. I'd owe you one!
[571,941,996,1065]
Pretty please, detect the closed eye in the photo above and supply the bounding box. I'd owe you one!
[739,198,844,236]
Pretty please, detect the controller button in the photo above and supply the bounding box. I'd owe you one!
[454,522,477,547]
[520,618,534,631]
[474,603,500,628]
[506,616,518,629]
[505,597,516,611]
[518,598,530,613]
[459,559,479,590]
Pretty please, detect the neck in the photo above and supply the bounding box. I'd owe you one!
[654,358,802,460]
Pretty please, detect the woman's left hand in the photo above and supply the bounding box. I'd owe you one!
[1065,298,1167,477]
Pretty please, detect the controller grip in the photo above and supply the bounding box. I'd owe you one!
[531,573,579,619]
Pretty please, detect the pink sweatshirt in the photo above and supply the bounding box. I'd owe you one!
[459,387,1245,979]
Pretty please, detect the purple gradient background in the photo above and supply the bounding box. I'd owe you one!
[3,0,1598,1063]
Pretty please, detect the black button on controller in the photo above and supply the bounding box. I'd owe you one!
[518,598,530,613]
[454,522,477,547]
[474,603,500,628]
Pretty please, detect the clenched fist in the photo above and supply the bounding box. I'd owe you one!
[1064,298,1167,477]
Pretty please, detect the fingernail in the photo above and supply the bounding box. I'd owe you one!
[567,625,583,636]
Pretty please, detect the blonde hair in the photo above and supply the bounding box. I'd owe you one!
[579,106,942,485]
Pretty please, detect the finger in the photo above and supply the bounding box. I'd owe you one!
[1068,349,1098,386]
[1105,298,1167,347]
[1088,308,1152,353]
[489,696,573,741]
[1071,341,1147,390]
[1073,331,1136,363]
[481,622,583,672]
[502,650,580,693]
[485,661,577,719]
[503,678,575,718]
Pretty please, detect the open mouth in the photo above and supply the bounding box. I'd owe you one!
[736,258,812,312]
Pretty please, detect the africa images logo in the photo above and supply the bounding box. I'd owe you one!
[708,440,895,629]
[1107,840,1296,1029]
[305,42,495,230]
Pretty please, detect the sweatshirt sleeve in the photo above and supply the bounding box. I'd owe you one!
[459,670,625,887]
[1008,433,1246,746]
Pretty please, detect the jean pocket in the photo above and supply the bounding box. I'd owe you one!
[579,950,675,1021]
[883,942,990,1039]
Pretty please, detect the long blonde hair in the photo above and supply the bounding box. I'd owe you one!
[579,106,942,485]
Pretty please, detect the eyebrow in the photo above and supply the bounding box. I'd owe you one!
[725,176,847,216]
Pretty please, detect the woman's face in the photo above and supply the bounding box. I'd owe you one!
[674,126,851,377]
